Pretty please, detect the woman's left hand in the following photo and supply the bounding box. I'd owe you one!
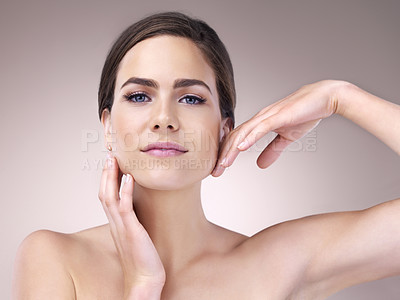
[212,80,346,176]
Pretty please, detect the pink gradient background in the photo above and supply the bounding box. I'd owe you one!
[2,0,399,298]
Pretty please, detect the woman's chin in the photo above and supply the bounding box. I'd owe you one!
[118,155,216,190]
[131,168,209,191]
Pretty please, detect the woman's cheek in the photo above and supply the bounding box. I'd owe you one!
[114,129,141,173]
[198,127,220,172]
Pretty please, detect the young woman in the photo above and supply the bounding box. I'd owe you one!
[12,12,400,299]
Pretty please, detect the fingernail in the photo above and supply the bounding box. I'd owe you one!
[107,156,113,168]
[238,140,248,150]
[214,162,226,176]
[125,174,131,183]
[220,157,227,167]
[218,165,225,176]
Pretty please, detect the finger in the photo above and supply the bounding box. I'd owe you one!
[211,131,242,177]
[119,174,134,213]
[256,134,292,169]
[212,119,263,177]
[237,112,289,152]
[252,97,285,118]
[215,89,300,168]
[99,154,111,201]
[251,89,299,120]
[212,125,251,177]
[104,155,120,204]
[100,199,118,239]
[222,112,287,170]
[211,134,234,177]
[119,174,140,229]
[116,158,123,189]
[98,160,119,239]
[211,160,226,177]
[218,107,286,164]
[98,154,115,223]
[212,103,290,177]
[104,155,125,229]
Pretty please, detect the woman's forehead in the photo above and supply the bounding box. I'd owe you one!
[115,35,217,92]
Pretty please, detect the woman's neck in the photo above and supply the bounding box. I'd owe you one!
[132,181,215,273]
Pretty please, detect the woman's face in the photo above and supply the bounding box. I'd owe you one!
[102,35,230,190]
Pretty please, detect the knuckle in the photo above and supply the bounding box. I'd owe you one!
[120,190,131,198]
[260,106,270,115]
[233,130,247,145]
[260,118,272,130]
[118,207,132,215]
[104,198,115,208]
[98,191,106,203]
[253,124,265,137]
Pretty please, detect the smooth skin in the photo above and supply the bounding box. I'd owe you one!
[12,36,400,300]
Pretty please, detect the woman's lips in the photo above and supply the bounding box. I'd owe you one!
[144,149,186,157]
[141,142,188,157]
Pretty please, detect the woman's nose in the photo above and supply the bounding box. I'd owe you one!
[149,100,179,132]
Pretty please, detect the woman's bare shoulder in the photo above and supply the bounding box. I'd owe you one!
[20,224,112,253]
[73,223,114,247]
[15,224,113,273]
[13,224,117,298]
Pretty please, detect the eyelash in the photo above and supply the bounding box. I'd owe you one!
[123,92,206,105]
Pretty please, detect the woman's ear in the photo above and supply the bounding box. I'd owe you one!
[101,109,113,149]
[220,117,233,142]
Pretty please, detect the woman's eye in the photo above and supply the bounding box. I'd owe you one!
[123,92,150,103]
[180,95,206,105]
[123,93,205,105]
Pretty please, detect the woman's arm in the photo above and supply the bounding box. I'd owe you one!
[301,83,400,296]
[211,80,400,297]
[336,81,400,155]
[245,197,400,299]
[299,197,400,297]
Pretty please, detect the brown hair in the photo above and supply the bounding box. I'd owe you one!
[97,11,236,127]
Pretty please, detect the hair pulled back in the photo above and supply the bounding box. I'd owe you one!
[98,11,236,127]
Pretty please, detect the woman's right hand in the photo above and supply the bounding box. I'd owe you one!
[98,151,166,299]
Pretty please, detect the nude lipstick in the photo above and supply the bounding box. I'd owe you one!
[141,142,188,157]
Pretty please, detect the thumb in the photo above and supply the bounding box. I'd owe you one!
[256,134,292,169]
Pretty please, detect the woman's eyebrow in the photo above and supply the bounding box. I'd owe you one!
[173,79,212,95]
[120,77,159,90]
[120,77,212,95]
